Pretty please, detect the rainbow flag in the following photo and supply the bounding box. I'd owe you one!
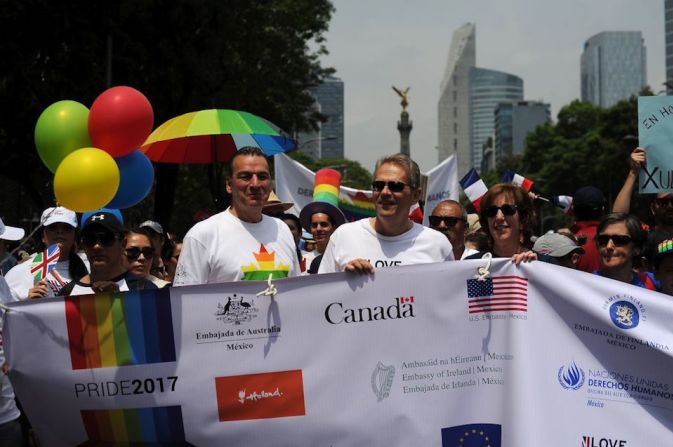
[65,289,176,370]
[31,244,60,284]
[78,406,193,446]
[241,244,290,281]
[339,190,375,222]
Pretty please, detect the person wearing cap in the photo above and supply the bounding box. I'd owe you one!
[571,185,607,273]
[174,147,299,285]
[0,217,24,275]
[533,232,585,269]
[58,209,156,296]
[139,220,168,280]
[318,153,453,274]
[428,200,478,260]
[5,207,87,300]
[299,168,347,274]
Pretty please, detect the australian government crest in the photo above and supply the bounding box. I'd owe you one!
[216,293,259,325]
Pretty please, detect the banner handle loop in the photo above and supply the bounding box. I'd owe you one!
[475,252,492,281]
[256,274,278,298]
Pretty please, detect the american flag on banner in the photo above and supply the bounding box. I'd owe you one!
[31,244,60,284]
[465,275,528,313]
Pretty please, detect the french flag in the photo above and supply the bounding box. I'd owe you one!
[459,168,488,212]
[552,195,574,214]
[502,170,534,192]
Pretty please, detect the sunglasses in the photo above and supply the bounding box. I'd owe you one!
[485,204,518,218]
[595,234,632,247]
[655,198,673,207]
[371,180,409,193]
[429,216,464,227]
[125,247,155,260]
[81,231,118,247]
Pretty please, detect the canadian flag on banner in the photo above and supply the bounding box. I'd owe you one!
[459,168,488,212]
[502,170,534,192]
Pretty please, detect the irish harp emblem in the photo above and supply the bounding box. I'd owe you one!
[371,362,395,402]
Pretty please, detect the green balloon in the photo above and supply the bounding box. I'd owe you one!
[34,100,92,173]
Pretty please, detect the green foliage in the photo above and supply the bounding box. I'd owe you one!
[0,0,335,235]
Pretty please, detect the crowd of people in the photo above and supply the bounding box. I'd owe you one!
[0,146,671,445]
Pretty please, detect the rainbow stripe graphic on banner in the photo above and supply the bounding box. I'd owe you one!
[241,244,290,280]
[339,191,375,221]
[65,288,176,370]
[78,405,193,446]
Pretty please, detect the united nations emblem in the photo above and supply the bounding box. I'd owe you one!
[609,300,639,330]
[215,294,259,325]
[371,362,395,402]
[558,361,585,390]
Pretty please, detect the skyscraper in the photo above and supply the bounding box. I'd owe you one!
[438,23,475,177]
[470,68,523,171]
[297,76,345,159]
[580,31,646,108]
[666,0,673,93]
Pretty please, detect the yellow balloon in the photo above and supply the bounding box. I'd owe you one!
[54,148,120,212]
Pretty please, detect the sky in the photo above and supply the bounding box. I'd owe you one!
[320,0,666,173]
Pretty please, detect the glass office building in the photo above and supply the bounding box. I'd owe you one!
[580,31,646,108]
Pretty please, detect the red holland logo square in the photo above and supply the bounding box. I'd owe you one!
[215,369,306,422]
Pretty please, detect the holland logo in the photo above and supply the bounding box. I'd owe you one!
[609,301,639,330]
[215,294,259,325]
[371,362,395,402]
[558,361,585,390]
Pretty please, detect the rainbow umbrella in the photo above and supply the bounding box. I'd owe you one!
[139,109,295,163]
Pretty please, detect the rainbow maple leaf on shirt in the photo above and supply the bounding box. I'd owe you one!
[241,244,290,280]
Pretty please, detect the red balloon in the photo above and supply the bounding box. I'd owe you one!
[88,86,154,157]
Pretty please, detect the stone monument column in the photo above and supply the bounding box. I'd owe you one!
[393,86,412,156]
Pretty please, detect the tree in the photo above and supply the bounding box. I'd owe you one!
[288,151,372,190]
[0,0,335,235]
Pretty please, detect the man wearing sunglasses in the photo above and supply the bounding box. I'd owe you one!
[318,153,453,274]
[429,200,478,260]
[174,147,299,285]
[58,209,156,296]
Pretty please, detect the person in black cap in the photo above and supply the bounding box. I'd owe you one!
[58,209,156,296]
[571,185,606,273]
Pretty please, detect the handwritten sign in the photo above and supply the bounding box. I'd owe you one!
[638,96,673,193]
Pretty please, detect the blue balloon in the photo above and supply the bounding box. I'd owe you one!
[106,151,154,209]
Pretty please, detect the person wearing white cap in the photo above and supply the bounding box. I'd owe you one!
[0,217,24,275]
[5,206,87,300]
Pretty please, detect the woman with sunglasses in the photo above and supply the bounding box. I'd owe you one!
[124,228,170,288]
[465,184,551,264]
[5,207,87,300]
[594,213,659,290]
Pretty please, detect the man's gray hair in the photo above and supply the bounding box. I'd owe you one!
[374,153,421,189]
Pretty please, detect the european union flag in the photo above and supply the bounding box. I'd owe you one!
[441,423,502,447]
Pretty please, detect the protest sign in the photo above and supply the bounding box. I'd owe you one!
[5,260,672,446]
[421,154,459,226]
[638,96,673,193]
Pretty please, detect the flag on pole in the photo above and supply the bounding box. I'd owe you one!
[459,168,488,212]
[552,195,574,214]
[31,244,60,284]
[422,154,459,226]
[502,170,534,192]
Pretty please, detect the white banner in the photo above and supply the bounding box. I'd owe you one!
[4,260,673,446]
[422,154,459,226]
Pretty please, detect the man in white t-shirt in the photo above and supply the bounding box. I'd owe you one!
[429,200,478,260]
[174,147,300,285]
[318,153,454,274]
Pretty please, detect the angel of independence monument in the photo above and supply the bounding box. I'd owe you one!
[393,86,412,156]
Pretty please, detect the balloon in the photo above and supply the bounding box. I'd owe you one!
[88,86,154,157]
[106,150,155,209]
[54,148,120,212]
[34,100,92,173]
